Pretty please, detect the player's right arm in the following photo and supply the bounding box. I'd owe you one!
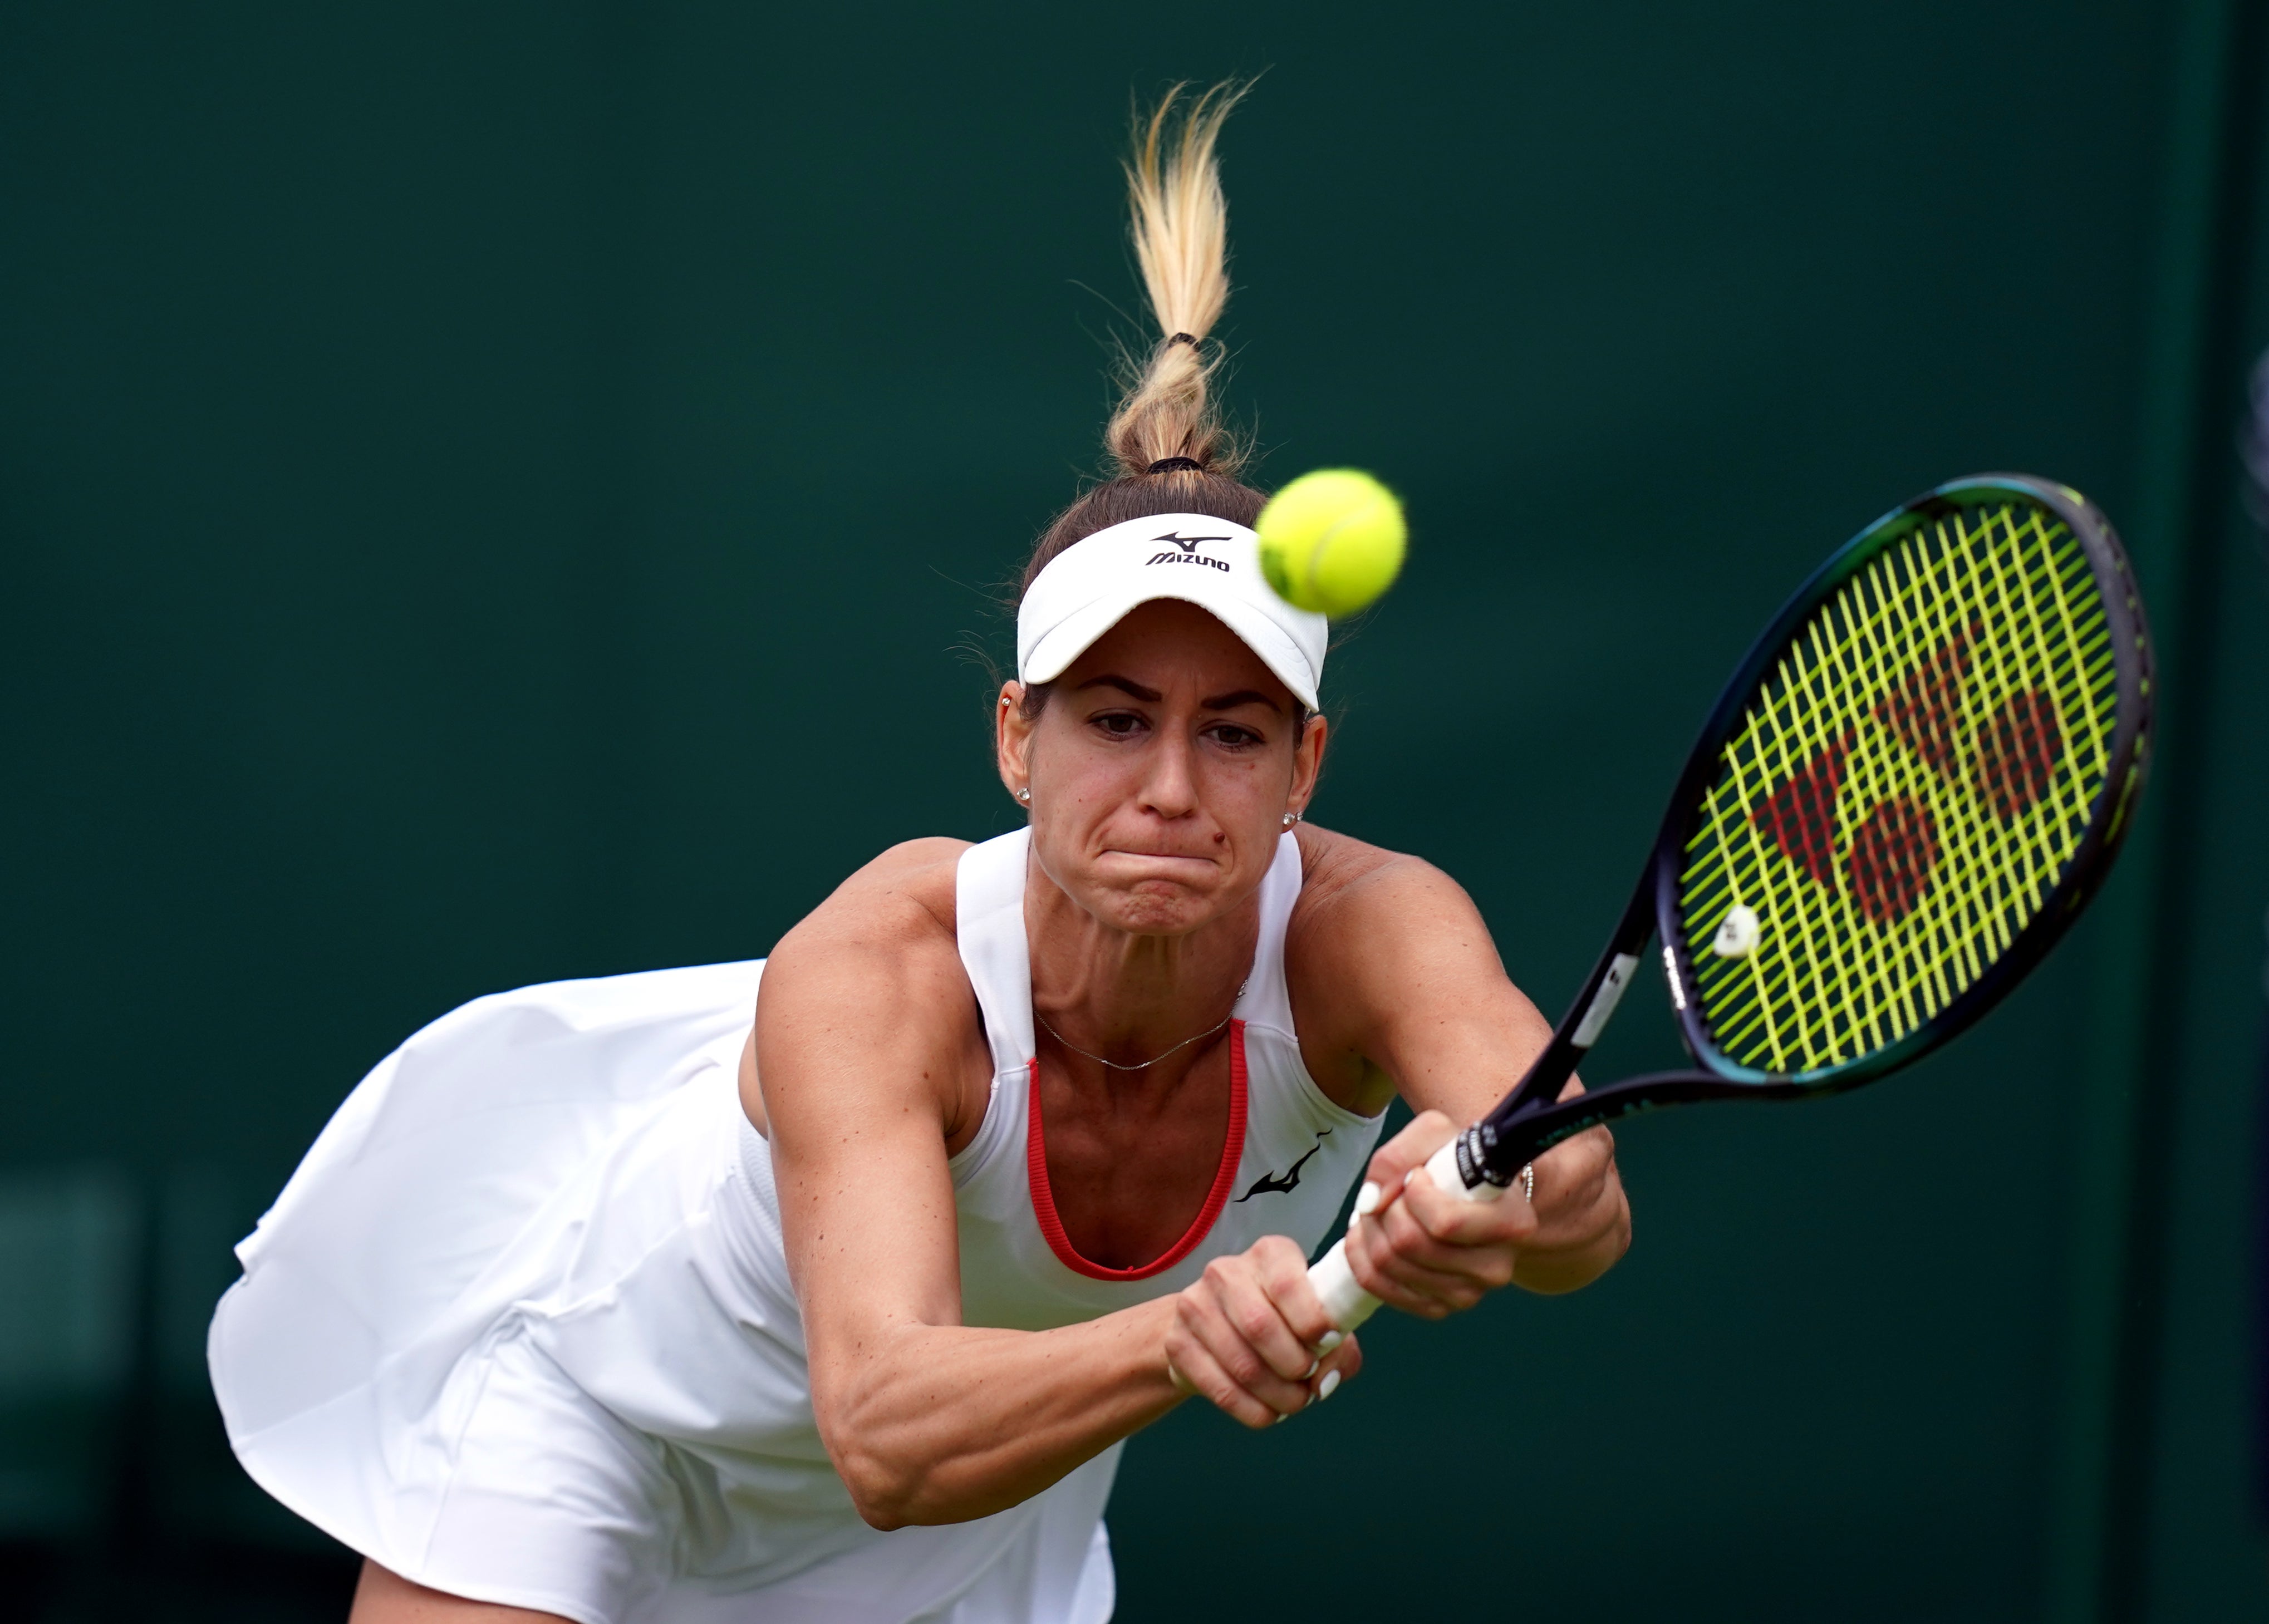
[755,842,1355,1527]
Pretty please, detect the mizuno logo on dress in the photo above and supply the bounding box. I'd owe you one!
[1234,1129,1330,1201]
[1147,531,1232,570]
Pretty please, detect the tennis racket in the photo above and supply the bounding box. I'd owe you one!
[1309,473,2155,1331]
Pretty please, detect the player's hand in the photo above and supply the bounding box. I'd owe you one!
[1507,1090,1628,1295]
[1344,1103,1625,1317]
[1164,1235,1363,1429]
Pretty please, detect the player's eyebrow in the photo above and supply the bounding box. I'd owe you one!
[1073,676,1280,713]
[1200,689,1281,713]
[1075,675,1163,702]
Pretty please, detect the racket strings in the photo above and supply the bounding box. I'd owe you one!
[1678,503,2120,1075]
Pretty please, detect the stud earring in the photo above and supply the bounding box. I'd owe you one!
[1282,810,1303,828]
[1017,788,1032,805]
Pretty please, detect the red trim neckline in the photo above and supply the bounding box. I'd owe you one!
[1025,1020,1250,1282]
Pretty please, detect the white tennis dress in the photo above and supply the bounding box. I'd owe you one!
[209,828,1383,1624]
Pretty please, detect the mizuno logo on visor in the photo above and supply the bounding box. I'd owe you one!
[1147,531,1233,570]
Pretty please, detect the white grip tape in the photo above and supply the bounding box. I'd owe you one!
[1422,1138,1509,1203]
[1308,1240,1378,1332]
[1306,1143,1505,1333]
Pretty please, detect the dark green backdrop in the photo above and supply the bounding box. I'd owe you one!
[3,3,2265,1620]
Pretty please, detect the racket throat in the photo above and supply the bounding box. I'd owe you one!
[1575,950,1644,1040]
[1456,874,1678,1189]
[1500,877,1661,1116]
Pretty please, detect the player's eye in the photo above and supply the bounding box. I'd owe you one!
[1203,722,1263,749]
[1090,711,1147,738]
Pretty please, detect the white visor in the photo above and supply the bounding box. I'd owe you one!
[1016,513,1328,710]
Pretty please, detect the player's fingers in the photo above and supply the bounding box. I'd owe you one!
[1308,1330,1363,1402]
[1162,1323,1279,1429]
[1347,1247,1468,1317]
[1343,1216,1481,1316]
[1166,1350,1196,1396]
[1250,1234,1341,1351]
[1205,1255,1320,1384]
[1361,1197,1517,1299]
[1373,1251,1510,1310]
[1397,1161,1540,1248]
[1172,1299,1305,1424]
[1353,1109,1458,1221]
[1175,1278,1315,1417]
[1372,1229,1522,1297]
[1366,1109,1458,1182]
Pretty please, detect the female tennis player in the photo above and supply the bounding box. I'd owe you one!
[209,87,1630,1624]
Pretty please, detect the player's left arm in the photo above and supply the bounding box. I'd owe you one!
[1289,831,1632,1313]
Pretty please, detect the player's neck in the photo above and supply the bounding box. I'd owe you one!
[1023,877,1257,1074]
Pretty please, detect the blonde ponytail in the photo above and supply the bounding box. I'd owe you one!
[1024,83,1266,590]
[1104,82,1246,479]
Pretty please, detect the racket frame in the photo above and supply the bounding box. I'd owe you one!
[1449,474,2155,1188]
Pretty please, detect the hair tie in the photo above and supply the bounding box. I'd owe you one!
[1166,332,1199,347]
[1147,456,1204,475]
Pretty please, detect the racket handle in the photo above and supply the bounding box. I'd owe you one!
[1306,1140,1506,1333]
[1307,1239,1379,1332]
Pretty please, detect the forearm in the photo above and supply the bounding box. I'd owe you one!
[814,1296,1181,1529]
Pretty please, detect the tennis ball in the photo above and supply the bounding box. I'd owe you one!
[1255,469,1407,618]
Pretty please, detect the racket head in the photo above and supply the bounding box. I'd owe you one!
[1652,474,2153,1090]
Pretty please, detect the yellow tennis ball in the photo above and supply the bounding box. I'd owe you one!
[1255,469,1407,618]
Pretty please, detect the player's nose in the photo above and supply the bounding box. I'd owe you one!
[1135,730,1201,819]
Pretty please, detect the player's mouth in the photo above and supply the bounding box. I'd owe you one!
[1098,847,1220,872]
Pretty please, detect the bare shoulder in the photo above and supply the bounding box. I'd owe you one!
[1289,824,1477,936]
[785,836,971,947]
[755,836,987,1140]
[1284,826,1512,1113]
[762,835,971,998]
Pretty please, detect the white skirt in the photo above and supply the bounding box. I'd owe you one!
[208,963,1118,1624]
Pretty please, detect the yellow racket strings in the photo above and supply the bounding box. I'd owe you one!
[1677,503,2120,1076]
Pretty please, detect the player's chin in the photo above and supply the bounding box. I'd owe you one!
[1085,867,1232,931]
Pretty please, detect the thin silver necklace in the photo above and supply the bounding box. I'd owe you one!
[1035,982,1246,1072]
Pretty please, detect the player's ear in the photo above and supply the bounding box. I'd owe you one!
[1286,710,1327,817]
[996,683,1037,803]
